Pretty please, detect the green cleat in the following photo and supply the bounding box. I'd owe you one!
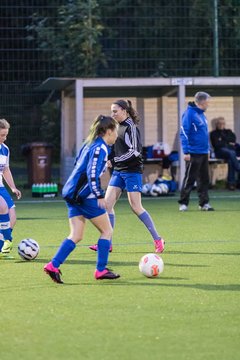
[0,253,15,260]
[1,240,13,254]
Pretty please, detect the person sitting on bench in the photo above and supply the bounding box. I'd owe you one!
[210,117,240,190]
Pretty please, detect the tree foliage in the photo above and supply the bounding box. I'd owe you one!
[26,0,240,77]
[27,0,107,77]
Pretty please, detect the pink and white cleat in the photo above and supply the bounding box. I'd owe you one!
[94,268,120,280]
[44,262,63,284]
[154,238,165,253]
[89,244,113,252]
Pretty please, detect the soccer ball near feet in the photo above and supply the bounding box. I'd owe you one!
[18,238,40,261]
[139,253,164,277]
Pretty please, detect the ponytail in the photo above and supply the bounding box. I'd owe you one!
[85,115,117,144]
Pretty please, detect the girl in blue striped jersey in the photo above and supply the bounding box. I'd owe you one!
[89,100,165,254]
[44,115,120,283]
[0,119,22,258]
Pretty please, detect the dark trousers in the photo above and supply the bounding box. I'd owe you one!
[178,154,209,206]
[215,147,240,185]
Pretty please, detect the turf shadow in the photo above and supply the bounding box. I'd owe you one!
[165,262,209,268]
[14,258,140,267]
[85,281,240,292]
[168,250,240,256]
[14,258,209,269]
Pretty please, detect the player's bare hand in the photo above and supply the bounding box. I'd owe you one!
[98,198,106,209]
[184,154,191,161]
[12,188,22,200]
[107,160,112,168]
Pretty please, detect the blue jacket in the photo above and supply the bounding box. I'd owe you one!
[180,102,210,154]
[62,137,110,204]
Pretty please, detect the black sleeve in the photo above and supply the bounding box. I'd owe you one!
[226,130,236,144]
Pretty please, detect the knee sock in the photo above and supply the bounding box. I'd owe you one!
[52,239,76,268]
[0,233,3,251]
[138,211,161,241]
[97,239,110,271]
[108,213,115,245]
[0,214,12,241]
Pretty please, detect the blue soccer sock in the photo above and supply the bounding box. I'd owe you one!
[52,238,76,268]
[0,238,4,251]
[96,239,110,271]
[0,214,12,241]
[138,211,161,241]
[108,213,115,245]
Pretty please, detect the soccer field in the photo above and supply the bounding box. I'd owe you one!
[1,192,240,360]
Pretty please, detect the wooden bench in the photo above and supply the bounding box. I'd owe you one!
[144,157,240,186]
[209,157,240,185]
[101,157,240,188]
[143,158,163,183]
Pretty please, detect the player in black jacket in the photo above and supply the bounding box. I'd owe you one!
[210,117,240,190]
[89,99,165,253]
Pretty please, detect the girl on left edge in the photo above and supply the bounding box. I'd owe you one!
[44,115,120,284]
[0,119,21,257]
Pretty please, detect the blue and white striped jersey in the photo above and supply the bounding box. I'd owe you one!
[62,137,110,204]
[0,143,9,187]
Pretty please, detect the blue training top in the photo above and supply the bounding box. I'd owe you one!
[62,137,111,204]
[180,102,210,155]
[0,143,10,187]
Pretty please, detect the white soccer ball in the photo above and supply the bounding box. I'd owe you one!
[142,183,152,195]
[150,183,160,196]
[158,183,169,194]
[18,238,40,261]
[139,253,164,278]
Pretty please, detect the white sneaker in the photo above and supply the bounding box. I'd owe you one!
[199,203,214,211]
[179,204,188,211]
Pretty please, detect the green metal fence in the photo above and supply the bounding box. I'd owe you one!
[0,0,239,161]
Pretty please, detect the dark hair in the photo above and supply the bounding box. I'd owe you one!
[85,115,118,144]
[113,99,140,124]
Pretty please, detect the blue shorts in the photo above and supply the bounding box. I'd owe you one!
[109,171,142,192]
[66,198,106,219]
[0,187,15,209]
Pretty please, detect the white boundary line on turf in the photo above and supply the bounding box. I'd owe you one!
[12,239,240,249]
[18,200,64,204]
[16,193,240,204]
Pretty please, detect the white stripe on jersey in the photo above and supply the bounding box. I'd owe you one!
[90,143,108,197]
[0,144,9,187]
[181,125,188,140]
[114,118,140,162]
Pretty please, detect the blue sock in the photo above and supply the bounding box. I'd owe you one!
[97,239,110,271]
[52,239,76,268]
[108,213,115,245]
[0,239,3,251]
[0,214,12,240]
[138,211,161,241]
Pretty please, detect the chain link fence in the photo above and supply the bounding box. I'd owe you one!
[0,0,239,162]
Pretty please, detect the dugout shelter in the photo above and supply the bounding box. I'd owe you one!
[38,77,240,186]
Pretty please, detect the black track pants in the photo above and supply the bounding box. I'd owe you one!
[178,154,210,207]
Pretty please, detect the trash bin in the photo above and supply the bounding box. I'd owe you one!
[22,142,53,186]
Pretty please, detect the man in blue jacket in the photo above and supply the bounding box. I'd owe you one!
[178,92,214,211]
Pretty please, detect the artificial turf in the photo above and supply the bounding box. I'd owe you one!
[1,191,239,360]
